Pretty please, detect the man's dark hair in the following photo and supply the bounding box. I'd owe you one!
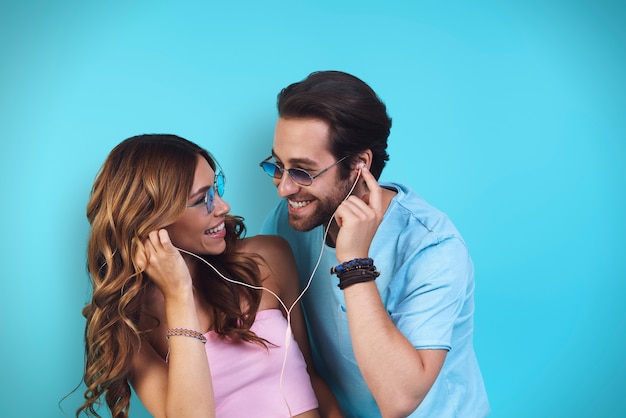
[277,70,392,179]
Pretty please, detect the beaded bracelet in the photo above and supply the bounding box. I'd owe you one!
[164,328,207,364]
[330,258,375,275]
[166,328,207,344]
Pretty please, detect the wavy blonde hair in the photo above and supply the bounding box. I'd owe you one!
[78,134,264,417]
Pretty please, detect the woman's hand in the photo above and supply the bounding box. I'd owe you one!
[135,229,192,298]
[334,166,385,263]
[132,229,214,418]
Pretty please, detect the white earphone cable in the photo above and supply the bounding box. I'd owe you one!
[173,167,362,417]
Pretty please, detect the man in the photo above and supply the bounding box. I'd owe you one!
[260,70,489,417]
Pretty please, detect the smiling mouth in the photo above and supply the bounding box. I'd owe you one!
[205,223,225,234]
[288,199,313,209]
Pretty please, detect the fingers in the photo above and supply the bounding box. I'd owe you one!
[146,229,166,249]
[157,229,173,248]
[335,165,383,226]
[334,197,378,262]
[333,166,384,262]
[339,195,374,219]
[135,229,175,270]
[135,243,148,270]
[146,229,177,253]
[359,166,383,216]
[335,196,378,233]
[135,229,192,292]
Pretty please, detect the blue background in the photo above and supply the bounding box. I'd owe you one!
[1,1,624,417]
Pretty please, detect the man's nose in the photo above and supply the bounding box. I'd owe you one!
[277,172,300,198]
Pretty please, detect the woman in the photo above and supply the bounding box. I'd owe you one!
[78,134,340,418]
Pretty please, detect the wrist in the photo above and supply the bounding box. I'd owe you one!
[157,274,194,301]
[164,290,198,321]
[331,258,375,275]
[331,258,380,290]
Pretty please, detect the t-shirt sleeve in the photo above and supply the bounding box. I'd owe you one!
[389,236,474,351]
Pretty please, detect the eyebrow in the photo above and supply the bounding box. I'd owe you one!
[271,149,319,166]
[188,187,208,201]
[188,178,214,201]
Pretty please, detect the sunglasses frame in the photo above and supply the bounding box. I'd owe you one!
[187,170,225,213]
[259,155,347,186]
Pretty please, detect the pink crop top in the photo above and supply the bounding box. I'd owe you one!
[203,309,318,417]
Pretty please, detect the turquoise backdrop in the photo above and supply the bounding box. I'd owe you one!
[1,1,624,417]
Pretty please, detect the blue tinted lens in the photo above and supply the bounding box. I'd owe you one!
[260,160,314,185]
[205,172,224,213]
[288,168,313,185]
[206,186,216,213]
[261,162,281,179]
[215,171,225,197]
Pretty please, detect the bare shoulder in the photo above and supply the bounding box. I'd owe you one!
[238,234,294,264]
[238,235,298,298]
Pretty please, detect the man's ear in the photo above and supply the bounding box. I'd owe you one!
[352,150,372,171]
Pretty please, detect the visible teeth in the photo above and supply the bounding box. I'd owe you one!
[289,200,312,209]
[206,223,225,234]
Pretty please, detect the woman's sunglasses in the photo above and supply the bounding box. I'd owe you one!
[187,171,225,213]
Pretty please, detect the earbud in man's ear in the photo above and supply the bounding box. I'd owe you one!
[357,162,366,170]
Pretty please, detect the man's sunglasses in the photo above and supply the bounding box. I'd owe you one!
[259,156,347,186]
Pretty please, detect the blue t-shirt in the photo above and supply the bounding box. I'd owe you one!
[261,182,489,417]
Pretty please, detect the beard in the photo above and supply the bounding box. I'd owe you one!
[287,176,354,232]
